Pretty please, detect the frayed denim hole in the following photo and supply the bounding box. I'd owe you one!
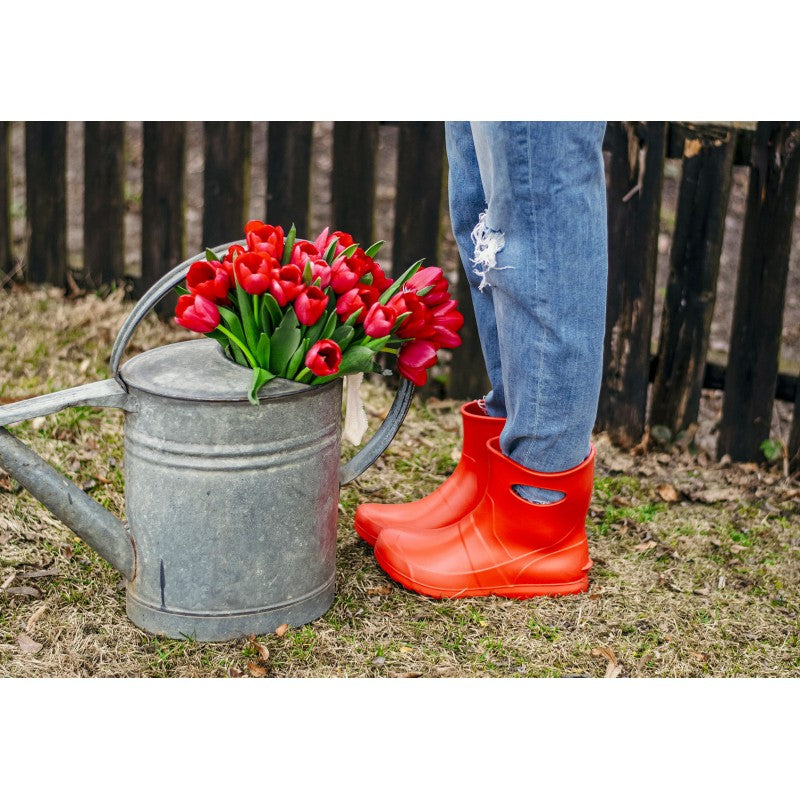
[470,210,512,291]
[513,485,565,505]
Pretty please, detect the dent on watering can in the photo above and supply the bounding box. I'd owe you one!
[0,243,414,641]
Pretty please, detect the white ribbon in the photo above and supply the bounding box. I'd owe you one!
[342,372,369,446]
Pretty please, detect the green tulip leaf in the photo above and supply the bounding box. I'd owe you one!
[378,258,424,305]
[285,337,310,380]
[256,332,271,369]
[248,367,274,405]
[364,240,384,259]
[320,310,338,341]
[205,248,220,263]
[261,292,282,332]
[322,237,339,264]
[269,307,302,376]
[282,223,296,265]
[338,344,378,375]
[338,243,359,261]
[331,324,354,350]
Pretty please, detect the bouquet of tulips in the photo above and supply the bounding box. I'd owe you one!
[174,220,464,403]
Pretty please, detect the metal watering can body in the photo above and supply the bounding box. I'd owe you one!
[0,245,414,641]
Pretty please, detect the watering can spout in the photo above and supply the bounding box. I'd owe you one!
[0,380,137,580]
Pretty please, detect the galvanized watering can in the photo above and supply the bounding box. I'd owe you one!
[0,244,414,641]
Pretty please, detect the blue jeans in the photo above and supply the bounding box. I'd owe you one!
[445,122,608,500]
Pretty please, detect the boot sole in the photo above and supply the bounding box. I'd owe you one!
[376,555,591,599]
[354,517,378,547]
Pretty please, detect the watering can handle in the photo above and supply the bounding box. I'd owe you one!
[109,242,415,486]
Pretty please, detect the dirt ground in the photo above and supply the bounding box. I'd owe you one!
[1,122,799,678]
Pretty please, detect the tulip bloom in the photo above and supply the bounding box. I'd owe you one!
[175,293,220,333]
[186,260,230,303]
[232,252,275,295]
[405,266,450,306]
[305,339,342,376]
[244,220,284,261]
[363,303,397,337]
[294,285,328,326]
[270,264,305,306]
[397,339,438,386]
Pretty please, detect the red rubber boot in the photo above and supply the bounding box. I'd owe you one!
[354,401,505,546]
[373,436,595,598]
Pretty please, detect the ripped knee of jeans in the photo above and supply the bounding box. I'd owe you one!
[470,210,513,291]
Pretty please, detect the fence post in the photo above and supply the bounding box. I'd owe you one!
[83,122,126,288]
[595,121,667,448]
[266,122,313,235]
[140,122,186,315]
[392,122,445,276]
[717,122,800,462]
[0,122,12,279]
[203,121,251,246]
[332,122,379,246]
[650,123,736,435]
[24,122,67,287]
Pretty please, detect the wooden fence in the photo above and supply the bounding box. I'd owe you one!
[1,121,799,467]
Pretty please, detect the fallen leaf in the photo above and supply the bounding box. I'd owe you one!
[253,641,270,662]
[690,651,708,663]
[395,672,423,678]
[1,572,15,590]
[26,604,49,633]
[591,646,622,678]
[399,646,414,654]
[366,585,391,596]
[4,586,41,598]
[274,623,289,637]
[371,656,386,666]
[718,575,726,590]
[690,487,739,504]
[657,484,680,503]
[730,544,747,553]
[17,633,43,654]
[227,666,244,678]
[19,568,59,580]
[633,540,658,553]
[247,661,268,677]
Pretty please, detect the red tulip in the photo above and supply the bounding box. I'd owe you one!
[405,266,450,306]
[305,339,342,377]
[397,339,438,386]
[174,293,220,333]
[186,260,230,302]
[335,287,368,323]
[270,264,305,306]
[363,303,397,337]
[232,251,275,295]
[294,285,328,326]
[244,220,284,261]
[388,291,435,339]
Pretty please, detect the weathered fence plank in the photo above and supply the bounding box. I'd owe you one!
[25,122,67,286]
[266,122,313,236]
[0,122,12,278]
[332,122,379,247]
[83,122,126,288]
[595,121,667,447]
[717,122,800,462]
[140,122,186,315]
[650,123,736,435]
[790,387,800,470]
[392,122,445,276]
[203,122,250,247]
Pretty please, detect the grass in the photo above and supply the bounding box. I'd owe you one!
[1,287,799,678]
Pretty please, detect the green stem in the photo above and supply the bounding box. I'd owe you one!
[295,367,311,382]
[217,325,257,369]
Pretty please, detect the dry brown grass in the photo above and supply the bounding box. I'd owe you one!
[1,287,799,678]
